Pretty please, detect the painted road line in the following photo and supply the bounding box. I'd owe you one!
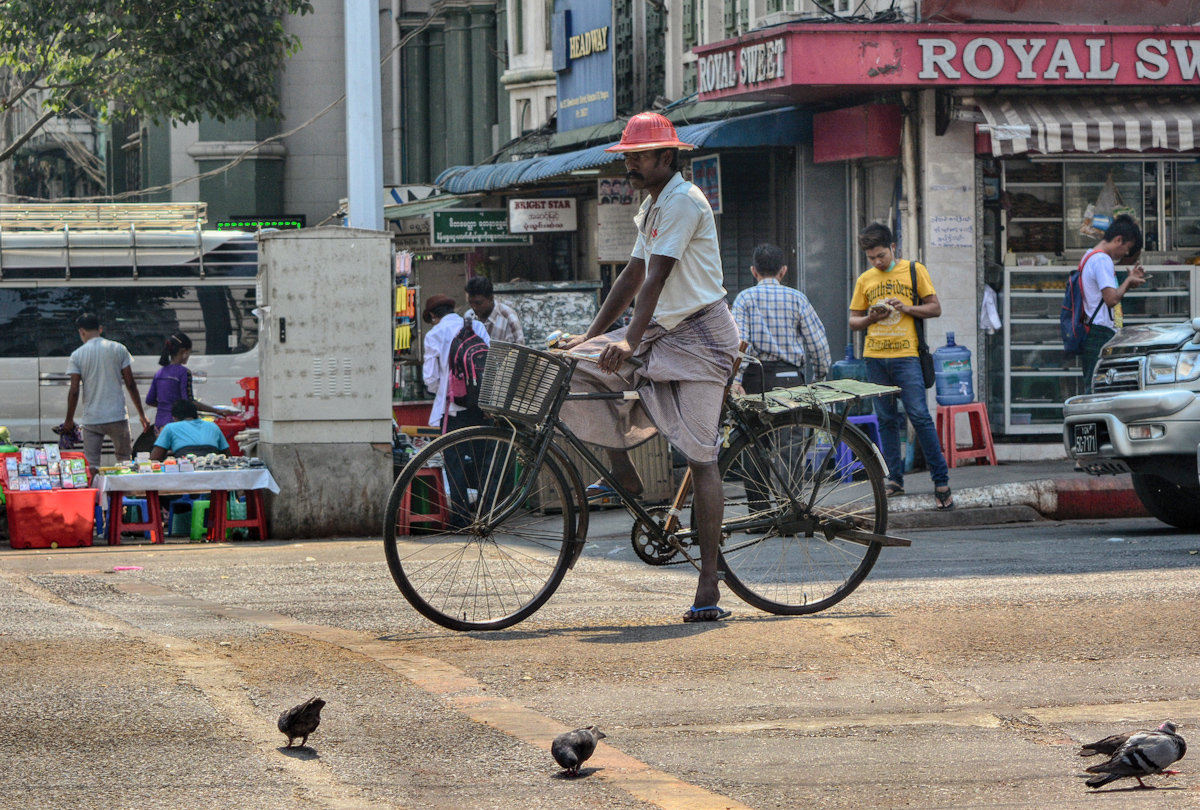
[111,582,758,810]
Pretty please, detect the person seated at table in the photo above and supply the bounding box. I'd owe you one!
[149,400,229,461]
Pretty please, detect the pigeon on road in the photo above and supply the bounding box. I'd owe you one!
[1080,721,1186,789]
[552,726,606,777]
[278,697,326,749]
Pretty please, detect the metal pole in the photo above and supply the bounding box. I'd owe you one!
[633,0,647,111]
[345,0,385,231]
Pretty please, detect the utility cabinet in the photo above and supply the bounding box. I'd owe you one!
[257,227,394,536]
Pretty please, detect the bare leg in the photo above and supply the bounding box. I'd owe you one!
[689,460,723,608]
[603,449,643,496]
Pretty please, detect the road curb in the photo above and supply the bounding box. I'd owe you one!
[888,474,1148,523]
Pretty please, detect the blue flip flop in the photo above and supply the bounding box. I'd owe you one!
[586,483,618,501]
[682,605,732,623]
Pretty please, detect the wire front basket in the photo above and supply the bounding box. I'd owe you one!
[478,342,570,423]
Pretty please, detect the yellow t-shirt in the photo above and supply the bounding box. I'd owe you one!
[850,260,937,359]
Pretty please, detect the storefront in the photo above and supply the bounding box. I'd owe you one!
[695,23,1200,441]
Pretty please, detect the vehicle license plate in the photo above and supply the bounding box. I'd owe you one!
[1072,423,1098,455]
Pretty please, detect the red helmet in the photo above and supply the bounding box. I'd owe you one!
[605,112,695,153]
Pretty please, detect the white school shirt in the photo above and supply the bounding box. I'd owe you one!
[1081,250,1118,330]
[631,172,727,331]
[423,313,490,427]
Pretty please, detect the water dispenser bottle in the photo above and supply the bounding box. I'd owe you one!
[829,344,867,383]
[828,344,872,415]
[933,332,974,406]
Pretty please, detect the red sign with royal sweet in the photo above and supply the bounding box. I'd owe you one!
[694,25,1200,101]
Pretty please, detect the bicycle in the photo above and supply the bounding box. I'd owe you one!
[383,341,910,631]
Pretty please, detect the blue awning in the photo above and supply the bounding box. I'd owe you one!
[436,106,811,194]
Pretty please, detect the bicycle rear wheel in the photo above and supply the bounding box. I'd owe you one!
[383,426,576,631]
[716,409,886,615]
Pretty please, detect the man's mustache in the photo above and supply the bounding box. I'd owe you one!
[626,171,644,181]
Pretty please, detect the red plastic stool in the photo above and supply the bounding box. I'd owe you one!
[395,468,449,533]
[106,491,164,545]
[935,402,997,469]
[208,490,268,541]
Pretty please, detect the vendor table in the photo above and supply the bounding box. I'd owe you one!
[94,469,280,544]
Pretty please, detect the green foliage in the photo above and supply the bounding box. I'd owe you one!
[0,0,313,128]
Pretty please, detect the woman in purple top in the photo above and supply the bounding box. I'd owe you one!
[144,334,228,432]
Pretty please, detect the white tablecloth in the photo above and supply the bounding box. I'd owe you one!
[94,469,280,497]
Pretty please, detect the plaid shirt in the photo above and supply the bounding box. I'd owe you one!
[731,277,831,382]
[473,300,524,346]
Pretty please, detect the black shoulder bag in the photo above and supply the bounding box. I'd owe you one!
[910,262,936,389]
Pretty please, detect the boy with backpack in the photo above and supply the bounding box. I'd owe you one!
[421,294,490,431]
[421,294,491,528]
[1061,215,1145,393]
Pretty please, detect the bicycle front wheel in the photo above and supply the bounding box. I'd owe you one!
[716,409,886,615]
[383,426,576,631]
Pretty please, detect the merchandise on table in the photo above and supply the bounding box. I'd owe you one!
[7,445,86,491]
[99,453,266,475]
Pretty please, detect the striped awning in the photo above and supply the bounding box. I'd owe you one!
[978,96,1200,157]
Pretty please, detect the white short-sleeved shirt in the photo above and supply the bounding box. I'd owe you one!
[66,337,133,425]
[631,172,727,331]
[1081,249,1118,329]
[422,313,490,427]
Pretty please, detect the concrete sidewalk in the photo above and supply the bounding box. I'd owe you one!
[883,457,1149,529]
[584,457,1152,540]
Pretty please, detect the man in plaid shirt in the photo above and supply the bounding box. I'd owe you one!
[466,276,525,346]
[731,244,831,394]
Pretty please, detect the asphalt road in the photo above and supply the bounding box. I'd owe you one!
[4,516,1200,809]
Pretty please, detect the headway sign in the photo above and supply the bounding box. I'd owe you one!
[695,24,1200,102]
[553,0,615,133]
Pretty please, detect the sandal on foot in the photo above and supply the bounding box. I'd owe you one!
[934,487,955,511]
[586,481,643,501]
[885,482,905,497]
[682,605,732,623]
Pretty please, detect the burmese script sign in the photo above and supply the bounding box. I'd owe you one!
[508,198,578,233]
[695,25,1200,101]
[431,210,531,246]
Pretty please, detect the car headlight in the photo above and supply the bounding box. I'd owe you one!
[1177,350,1200,382]
[1147,353,1178,384]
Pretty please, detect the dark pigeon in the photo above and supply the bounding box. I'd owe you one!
[552,726,606,777]
[278,697,326,749]
[1081,721,1186,789]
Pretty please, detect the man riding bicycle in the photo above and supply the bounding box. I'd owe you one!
[560,113,740,623]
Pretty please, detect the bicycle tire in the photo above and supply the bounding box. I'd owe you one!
[383,426,577,631]
[715,409,886,615]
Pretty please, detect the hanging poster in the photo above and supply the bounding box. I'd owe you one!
[597,178,640,262]
[690,154,722,214]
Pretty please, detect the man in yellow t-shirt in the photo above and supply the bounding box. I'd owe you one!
[849,223,953,510]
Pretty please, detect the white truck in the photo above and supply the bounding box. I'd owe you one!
[1063,319,1200,528]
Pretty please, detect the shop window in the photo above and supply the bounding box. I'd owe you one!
[0,288,39,358]
[1002,158,1200,254]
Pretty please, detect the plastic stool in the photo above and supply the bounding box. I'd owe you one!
[396,468,449,533]
[122,497,151,539]
[105,492,163,545]
[166,493,200,536]
[936,402,997,469]
[209,490,268,541]
[190,500,211,541]
[835,414,883,481]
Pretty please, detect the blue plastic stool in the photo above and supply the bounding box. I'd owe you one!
[122,497,151,539]
[165,493,200,536]
[94,503,106,537]
[835,414,883,481]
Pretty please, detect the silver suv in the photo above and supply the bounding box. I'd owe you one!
[1063,320,1200,529]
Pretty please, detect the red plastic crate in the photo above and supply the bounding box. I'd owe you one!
[5,489,96,548]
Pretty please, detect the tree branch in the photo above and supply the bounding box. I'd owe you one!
[0,110,55,163]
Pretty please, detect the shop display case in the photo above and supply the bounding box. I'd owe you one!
[1001,265,1193,434]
